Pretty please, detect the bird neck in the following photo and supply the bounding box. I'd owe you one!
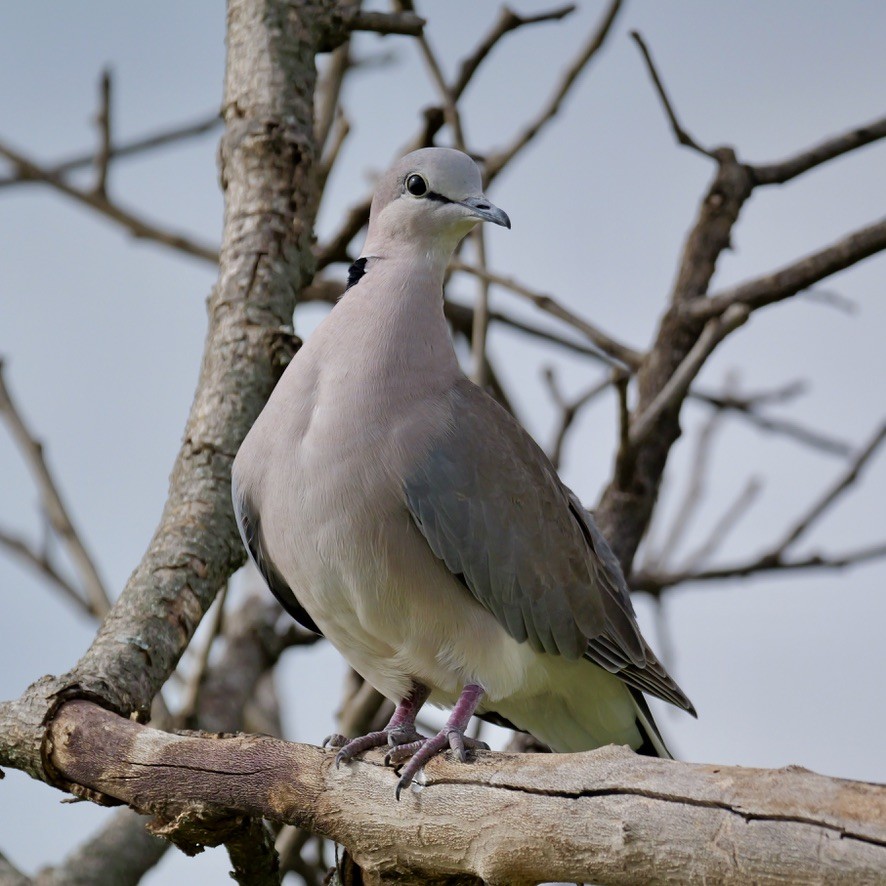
[327,244,460,387]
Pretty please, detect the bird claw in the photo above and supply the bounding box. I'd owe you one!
[325,726,427,768]
[389,728,489,799]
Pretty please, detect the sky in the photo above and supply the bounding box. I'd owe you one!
[1,1,885,882]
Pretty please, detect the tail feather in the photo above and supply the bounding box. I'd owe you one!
[630,688,672,759]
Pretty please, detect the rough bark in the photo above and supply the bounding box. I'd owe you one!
[41,0,322,725]
[35,700,886,886]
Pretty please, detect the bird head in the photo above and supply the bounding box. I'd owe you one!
[363,148,510,260]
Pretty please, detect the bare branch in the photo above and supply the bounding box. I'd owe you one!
[31,808,168,886]
[0,526,89,615]
[633,541,886,595]
[0,363,110,617]
[92,69,112,198]
[452,4,576,98]
[629,305,750,449]
[485,0,624,180]
[629,31,716,159]
[680,476,763,572]
[452,261,642,369]
[542,367,610,470]
[0,113,221,191]
[320,8,425,51]
[688,386,853,457]
[33,700,886,886]
[752,113,886,185]
[634,421,886,594]
[690,216,886,320]
[642,393,730,571]
[176,583,230,726]
[774,420,886,554]
[224,818,280,886]
[301,274,621,362]
[0,139,219,264]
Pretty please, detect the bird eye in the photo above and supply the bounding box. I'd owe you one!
[405,173,428,196]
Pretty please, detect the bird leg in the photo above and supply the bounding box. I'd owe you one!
[324,681,430,766]
[386,682,489,799]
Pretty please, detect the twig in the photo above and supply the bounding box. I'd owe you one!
[680,476,762,571]
[773,420,886,554]
[629,304,751,449]
[452,261,642,369]
[688,388,853,457]
[317,8,425,52]
[0,363,110,617]
[176,583,230,725]
[300,275,623,363]
[0,138,219,264]
[314,1,610,266]
[0,526,90,615]
[93,69,112,198]
[315,41,351,153]
[632,541,886,595]
[690,216,886,320]
[0,112,221,190]
[485,0,624,181]
[542,367,610,469]
[752,113,886,185]
[629,31,716,159]
[453,4,576,98]
[642,392,730,571]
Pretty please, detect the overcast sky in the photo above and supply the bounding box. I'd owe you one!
[2,2,885,882]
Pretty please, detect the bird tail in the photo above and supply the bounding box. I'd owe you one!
[630,688,673,759]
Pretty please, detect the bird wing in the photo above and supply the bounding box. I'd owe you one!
[404,377,694,713]
[232,480,323,637]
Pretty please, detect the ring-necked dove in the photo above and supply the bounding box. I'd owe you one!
[233,147,694,797]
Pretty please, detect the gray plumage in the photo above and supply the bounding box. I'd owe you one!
[232,147,693,790]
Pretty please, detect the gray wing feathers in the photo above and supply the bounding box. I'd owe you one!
[404,378,695,715]
[232,479,323,637]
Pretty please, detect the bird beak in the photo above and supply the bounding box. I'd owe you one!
[459,195,511,229]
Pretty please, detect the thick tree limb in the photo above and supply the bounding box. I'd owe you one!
[32,700,886,886]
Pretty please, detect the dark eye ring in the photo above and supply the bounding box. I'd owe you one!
[405,173,428,196]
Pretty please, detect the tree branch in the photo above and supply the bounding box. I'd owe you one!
[452,4,576,98]
[632,541,886,595]
[453,261,642,369]
[0,113,221,190]
[690,216,886,320]
[32,700,886,886]
[773,420,886,554]
[629,31,716,159]
[318,8,425,52]
[0,362,110,617]
[752,113,886,185]
[485,0,624,181]
[0,139,219,264]
[31,809,168,886]
[629,304,750,449]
